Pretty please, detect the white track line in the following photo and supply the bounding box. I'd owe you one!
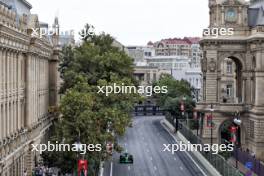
[110,162,113,176]
[161,121,207,176]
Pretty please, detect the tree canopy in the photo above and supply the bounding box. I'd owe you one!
[43,24,139,175]
[153,74,195,118]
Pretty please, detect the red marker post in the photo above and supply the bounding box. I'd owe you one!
[78,160,88,176]
[206,115,213,128]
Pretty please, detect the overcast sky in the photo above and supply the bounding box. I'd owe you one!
[29,0,209,45]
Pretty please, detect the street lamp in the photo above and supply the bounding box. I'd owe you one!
[182,96,187,126]
[176,96,186,133]
[193,108,199,136]
[209,103,214,146]
[233,111,241,169]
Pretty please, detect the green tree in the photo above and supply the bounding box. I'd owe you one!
[43,24,139,175]
[153,74,195,119]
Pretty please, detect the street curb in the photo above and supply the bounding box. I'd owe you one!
[161,119,222,176]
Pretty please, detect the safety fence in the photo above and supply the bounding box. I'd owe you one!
[234,148,264,176]
[166,116,242,176]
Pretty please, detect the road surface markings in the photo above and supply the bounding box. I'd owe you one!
[174,157,176,161]
[150,157,153,161]
[146,149,150,153]
[154,166,157,171]
[161,121,207,176]
[180,166,183,170]
[128,166,131,171]
[110,162,113,176]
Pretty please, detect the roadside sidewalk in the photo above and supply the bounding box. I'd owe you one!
[161,119,222,176]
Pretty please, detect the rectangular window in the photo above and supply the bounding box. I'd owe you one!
[227,62,232,73]
[147,73,150,82]
[226,85,233,97]
[153,73,156,82]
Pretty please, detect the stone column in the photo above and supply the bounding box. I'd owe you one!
[49,49,60,107]
[254,51,264,107]
[7,50,10,137]
[205,50,218,103]
[0,48,3,140]
[221,7,225,25]
[0,104,2,140]
[0,48,2,94]
[3,103,6,138]
[244,76,249,104]
[25,54,32,127]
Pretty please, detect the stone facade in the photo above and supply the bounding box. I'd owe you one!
[198,0,264,161]
[0,1,60,175]
[133,66,170,87]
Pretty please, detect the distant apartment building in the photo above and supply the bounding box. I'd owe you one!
[172,68,202,101]
[126,46,169,86]
[147,55,190,70]
[150,37,202,101]
[150,37,202,67]
[152,37,201,67]
[153,38,191,57]
[133,66,170,86]
[188,38,202,68]
[126,45,155,66]
[126,37,202,100]
[0,0,60,175]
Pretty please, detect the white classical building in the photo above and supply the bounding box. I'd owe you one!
[0,0,60,175]
[172,68,202,101]
[126,45,155,66]
[197,0,264,161]
[147,55,190,70]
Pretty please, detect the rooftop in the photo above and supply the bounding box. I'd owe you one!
[249,0,264,27]
[154,37,200,45]
[1,0,32,9]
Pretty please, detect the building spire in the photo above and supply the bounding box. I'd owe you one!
[52,16,59,47]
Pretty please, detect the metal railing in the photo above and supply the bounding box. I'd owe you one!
[166,116,242,176]
[234,148,264,176]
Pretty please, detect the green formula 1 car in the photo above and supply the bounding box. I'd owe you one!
[119,153,133,164]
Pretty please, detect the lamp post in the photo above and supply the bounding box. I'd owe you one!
[233,111,241,169]
[193,108,198,136]
[209,103,214,146]
[182,96,187,125]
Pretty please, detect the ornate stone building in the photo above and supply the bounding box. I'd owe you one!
[198,0,264,160]
[0,0,60,175]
